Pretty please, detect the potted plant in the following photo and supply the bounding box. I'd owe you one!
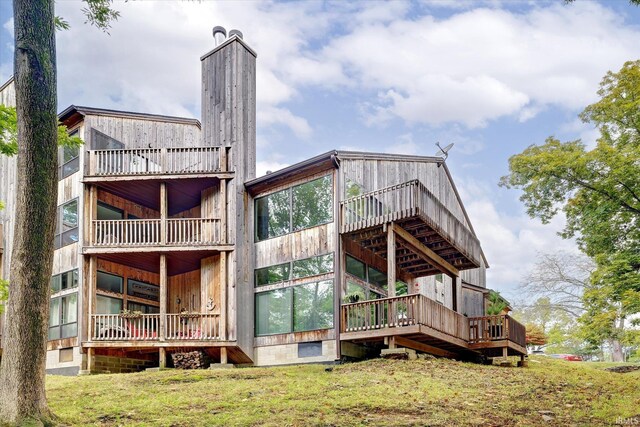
[119,309,143,319]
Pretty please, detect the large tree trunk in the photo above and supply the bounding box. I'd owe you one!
[611,339,624,362]
[0,0,58,424]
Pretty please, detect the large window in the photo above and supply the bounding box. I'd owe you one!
[54,199,79,249]
[95,271,160,314]
[49,269,78,340]
[255,253,333,287]
[255,175,333,241]
[97,271,123,294]
[255,280,334,336]
[58,131,80,179]
[96,294,123,314]
[344,255,407,302]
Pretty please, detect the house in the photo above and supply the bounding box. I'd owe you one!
[0,29,526,374]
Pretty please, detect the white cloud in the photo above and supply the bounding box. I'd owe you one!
[258,106,312,139]
[256,160,290,178]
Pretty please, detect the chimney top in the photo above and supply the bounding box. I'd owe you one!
[229,29,243,39]
[212,26,227,47]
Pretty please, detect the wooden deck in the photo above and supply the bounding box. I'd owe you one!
[340,180,482,274]
[340,294,526,358]
[86,146,230,179]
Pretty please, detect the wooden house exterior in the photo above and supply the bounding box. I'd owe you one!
[0,32,525,374]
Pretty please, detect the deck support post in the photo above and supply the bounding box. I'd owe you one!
[87,347,94,372]
[160,182,167,244]
[160,254,167,340]
[220,347,228,364]
[220,251,227,340]
[87,255,97,341]
[387,224,396,297]
[502,346,508,360]
[159,347,166,369]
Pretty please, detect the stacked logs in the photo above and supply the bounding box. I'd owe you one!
[171,350,210,369]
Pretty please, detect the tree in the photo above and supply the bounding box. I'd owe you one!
[486,290,509,315]
[501,61,640,362]
[0,1,117,424]
[525,323,547,349]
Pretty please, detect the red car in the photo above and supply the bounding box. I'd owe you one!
[550,354,583,361]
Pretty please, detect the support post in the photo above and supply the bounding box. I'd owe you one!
[219,251,227,340]
[220,179,227,244]
[160,254,167,340]
[220,347,228,364]
[387,224,396,297]
[159,347,166,369]
[160,182,167,245]
[502,346,508,359]
[87,255,97,341]
[87,347,94,373]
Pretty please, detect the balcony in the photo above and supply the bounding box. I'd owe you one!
[85,218,231,254]
[340,180,482,274]
[340,294,526,358]
[89,313,223,343]
[86,146,232,181]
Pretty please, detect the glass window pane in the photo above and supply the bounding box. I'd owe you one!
[127,279,159,302]
[61,293,77,324]
[292,176,333,232]
[60,229,79,247]
[61,156,79,178]
[61,200,78,231]
[62,145,79,163]
[127,302,159,314]
[255,288,292,336]
[293,280,334,332]
[292,253,333,279]
[48,327,60,340]
[61,323,77,339]
[346,256,366,280]
[255,189,290,241]
[96,295,123,314]
[255,263,290,287]
[97,271,123,294]
[61,270,78,290]
[368,267,387,289]
[97,202,124,221]
[51,275,61,293]
[49,298,60,327]
[345,280,365,303]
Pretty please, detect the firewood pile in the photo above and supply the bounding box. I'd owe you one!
[171,350,210,369]
[604,365,640,374]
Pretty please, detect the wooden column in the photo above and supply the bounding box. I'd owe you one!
[87,347,94,373]
[160,254,167,340]
[87,255,97,341]
[387,224,396,297]
[159,347,166,369]
[220,179,227,244]
[160,182,167,245]
[219,252,227,340]
[220,347,228,364]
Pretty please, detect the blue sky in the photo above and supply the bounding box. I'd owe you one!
[1,0,639,300]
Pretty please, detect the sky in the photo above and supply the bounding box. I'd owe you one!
[1,0,639,301]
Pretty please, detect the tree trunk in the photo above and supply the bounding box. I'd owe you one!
[611,339,624,362]
[0,0,57,424]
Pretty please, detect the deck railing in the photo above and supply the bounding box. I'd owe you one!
[0,222,4,253]
[340,180,482,266]
[90,313,223,341]
[468,315,526,348]
[165,314,221,340]
[87,146,227,176]
[91,218,223,247]
[341,294,469,341]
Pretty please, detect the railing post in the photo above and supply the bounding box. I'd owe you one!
[161,147,168,173]
[160,182,167,245]
[159,254,167,341]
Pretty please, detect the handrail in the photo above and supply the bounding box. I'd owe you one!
[89,313,223,341]
[91,218,224,247]
[87,146,228,176]
[165,313,221,340]
[339,179,481,266]
[341,293,469,341]
[468,315,527,348]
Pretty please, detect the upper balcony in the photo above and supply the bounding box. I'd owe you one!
[85,146,233,182]
[340,180,482,275]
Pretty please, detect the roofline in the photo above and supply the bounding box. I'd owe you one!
[200,35,257,61]
[58,105,201,128]
[245,150,339,191]
[335,150,443,163]
[0,76,14,93]
[461,281,489,293]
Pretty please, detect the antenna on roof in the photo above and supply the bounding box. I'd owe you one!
[435,142,454,166]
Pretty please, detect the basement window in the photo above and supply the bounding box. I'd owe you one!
[298,341,322,358]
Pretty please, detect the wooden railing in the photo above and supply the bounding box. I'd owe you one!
[0,222,4,253]
[340,180,482,266]
[165,314,221,340]
[341,294,469,342]
[90,313,223,341]
[87,146,227,176]
[167,218,221,245]
[468,315,526,348]
[91,218,224,247]
[91,314,161,341]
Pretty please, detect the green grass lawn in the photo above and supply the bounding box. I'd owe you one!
[46,356,640,426]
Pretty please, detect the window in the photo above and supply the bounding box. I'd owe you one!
[292,253,333,279]
[435,274,445,304]
[97,202,124,220]
[127,279,159,302]
[51,270,78,293]
[96,294,123,314]
[255,263,290,287]
[255,280,334,336]
[255,175,333,242]
[59,348,74,363]
[367,267,387,289]
[58,131,80,179]
[298,341,322,358]
[92,128,124,149]
[97,271,123,294]
[54,199,79,249]
[345,256,404,301]
[127,301,159,314]
[48,293,77,340]
[346,256,366,280]
[255,253,333,287]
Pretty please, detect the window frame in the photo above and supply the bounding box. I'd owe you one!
[54,198,79,250]
[48,269,79,341]
[58,130,80,180]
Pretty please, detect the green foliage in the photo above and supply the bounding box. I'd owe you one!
[486,290,509,315]
[82,0,121,33]
[0,279,7,314]
[54,16,70,31]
